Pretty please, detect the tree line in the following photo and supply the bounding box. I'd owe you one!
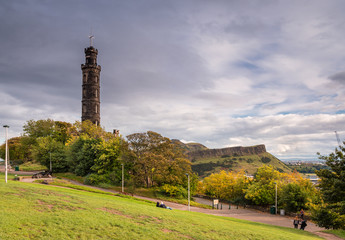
[0,119,196,197]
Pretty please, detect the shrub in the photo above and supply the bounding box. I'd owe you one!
[160,184,187,199]
[261,157,271,163]
[246,159,254,163]
[84,173,110,185]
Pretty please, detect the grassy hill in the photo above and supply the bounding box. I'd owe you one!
[191,152,291,177]
[173,140,291,177]
[0,176,322,240]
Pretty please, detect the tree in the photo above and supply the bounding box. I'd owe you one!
[279,183,308,212]
[23,119,55,138]
[317,148,345,203]
[91,137,121,182]
[31,137,68,172]
[21,119,74,163]
[67,136,101,176]
[201,170,251,202]
[126,131,192,188]
[245,165,281,205]
[310,147,345,229]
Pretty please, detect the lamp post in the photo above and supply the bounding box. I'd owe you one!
[274,182,277,215]
[186,173,190,211]
[49,152,52,172]
[121,163,124,193]
[3,125,9,183]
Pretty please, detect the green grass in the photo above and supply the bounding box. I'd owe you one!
[54,172,85,183]
[0,178,323,239]
[192,152,291,176]
[18,162,47,171]
[324,230,345,239]
[51,172,210,208]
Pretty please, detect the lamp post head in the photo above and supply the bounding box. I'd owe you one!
[185,173,189,176]
[3,125,9,128]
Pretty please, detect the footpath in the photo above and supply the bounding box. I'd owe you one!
[5,170,343,240]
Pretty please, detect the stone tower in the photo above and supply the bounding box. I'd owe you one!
[81,41,101,126]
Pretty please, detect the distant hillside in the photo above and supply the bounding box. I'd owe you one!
[171,139,208,152]
[174,140,291,177]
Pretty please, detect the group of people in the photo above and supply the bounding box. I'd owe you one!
[293,209,307,230]
[156,201,172,210]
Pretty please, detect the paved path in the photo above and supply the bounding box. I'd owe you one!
[15,176,344,240]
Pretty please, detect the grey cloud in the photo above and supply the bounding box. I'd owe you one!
[1,0,345,162]
[329,71,345,84]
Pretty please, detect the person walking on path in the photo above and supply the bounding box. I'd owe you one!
[300,209,305,219]
[293,216,300,229]
[300,219,307,230]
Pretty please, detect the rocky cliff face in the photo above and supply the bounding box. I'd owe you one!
[187,144,267,159]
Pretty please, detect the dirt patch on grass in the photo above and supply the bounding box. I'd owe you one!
[36,199,85,212]
[99,207,133,219]
[36,199,54,211]
[139,215,163,223]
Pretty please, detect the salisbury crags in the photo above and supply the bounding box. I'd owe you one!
[187,144,267,159]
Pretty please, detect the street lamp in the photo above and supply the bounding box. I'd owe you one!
[121,163,124,193]
[274,182,277,215]
[3,125,9,183]
[186,173,190,211]
[49,152,52,172]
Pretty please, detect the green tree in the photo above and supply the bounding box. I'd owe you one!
[310,147,345,229]
[31,137,68,172]
[91,137,121,181]
[23,119,55,138]
[279,183,308,212]
[67,136,101,176]
[245,165,281,205]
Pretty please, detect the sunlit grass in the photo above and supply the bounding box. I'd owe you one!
[0,179,323,240]
[19,162,47,171]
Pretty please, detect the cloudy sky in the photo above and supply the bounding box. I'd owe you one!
[1,0,345,161]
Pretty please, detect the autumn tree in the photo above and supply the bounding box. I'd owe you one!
[126,131,192,188]
[201,170,251,203]
[245,165,281,205]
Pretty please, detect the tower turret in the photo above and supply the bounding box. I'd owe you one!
[81,43,101,126]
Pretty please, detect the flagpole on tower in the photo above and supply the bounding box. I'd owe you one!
[89,27,94,47]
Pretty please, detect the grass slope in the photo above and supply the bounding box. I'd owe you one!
[192,152,291,177]
[0,178,322,240]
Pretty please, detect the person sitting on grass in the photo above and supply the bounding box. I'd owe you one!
[157,201,172,210]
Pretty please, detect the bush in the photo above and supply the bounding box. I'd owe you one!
[246,159,254,163]
[84,173,110,185]
[261,157,271,163]
[160,184,187,199]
